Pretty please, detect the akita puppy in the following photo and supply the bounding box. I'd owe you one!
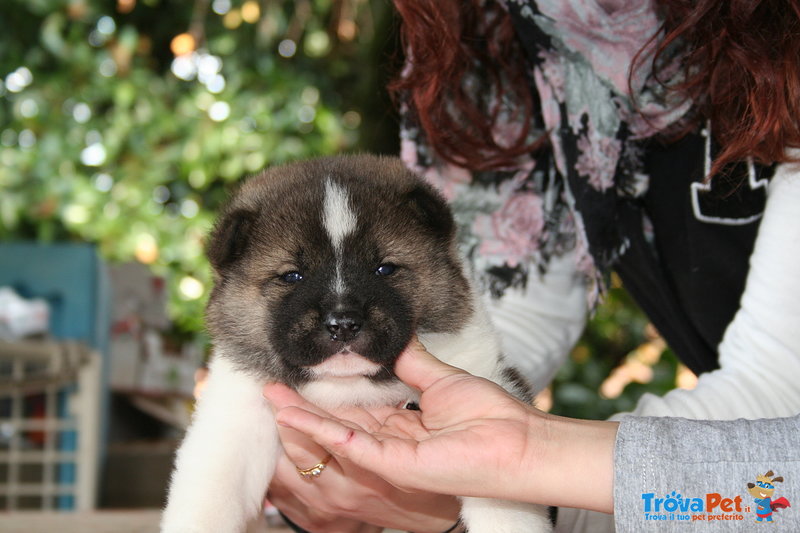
[162,154,551,532]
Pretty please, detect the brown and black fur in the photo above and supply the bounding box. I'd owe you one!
[205,155,473,388]
[162,154,551,533]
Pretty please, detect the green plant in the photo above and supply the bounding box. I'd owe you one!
[1,0,396,334]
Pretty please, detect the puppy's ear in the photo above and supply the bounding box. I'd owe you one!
[405,185,455,238]
[207,209,256,273]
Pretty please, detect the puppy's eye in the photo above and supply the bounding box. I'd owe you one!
[279,271,304,284]
[375,263,396,276]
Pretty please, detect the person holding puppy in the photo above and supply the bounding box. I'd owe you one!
[264,339,800,531]
[266,0,800,531]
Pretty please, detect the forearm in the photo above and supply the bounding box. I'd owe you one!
[268,352,619,516]
[519,412,618,513]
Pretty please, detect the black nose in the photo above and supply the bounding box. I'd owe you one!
[325,311,362,342]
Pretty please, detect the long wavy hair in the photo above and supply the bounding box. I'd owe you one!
[390,0,800,175]
[653,0,800,175]
[389,0,542,170]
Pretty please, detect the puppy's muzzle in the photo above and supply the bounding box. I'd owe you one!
[325,310,363,342]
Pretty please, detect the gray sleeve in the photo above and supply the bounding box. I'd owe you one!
[613,414,800,532]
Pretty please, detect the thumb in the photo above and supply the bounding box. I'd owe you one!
[394,337,468,392]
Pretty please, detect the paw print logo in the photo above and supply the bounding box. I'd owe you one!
[662,491,684,512]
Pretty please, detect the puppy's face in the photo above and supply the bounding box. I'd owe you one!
[206,155,472,388]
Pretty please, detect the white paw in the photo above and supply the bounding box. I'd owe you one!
[460,497,552,533]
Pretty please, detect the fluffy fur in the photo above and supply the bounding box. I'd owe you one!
[161,154,551,532]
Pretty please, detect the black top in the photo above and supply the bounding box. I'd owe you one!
[615,131,772,375]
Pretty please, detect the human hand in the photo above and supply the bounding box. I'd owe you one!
[267,339,617,513]
[266,338,541,502]
[264,384,461,532]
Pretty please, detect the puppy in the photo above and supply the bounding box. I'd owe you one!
[161,154,552,532]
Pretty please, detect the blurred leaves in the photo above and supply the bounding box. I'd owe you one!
[549,275,684,420]
[0,0,682,418]
[0,0,397,334]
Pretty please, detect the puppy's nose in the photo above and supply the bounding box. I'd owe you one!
[325,311,362,342]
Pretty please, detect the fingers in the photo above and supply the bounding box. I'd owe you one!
[280,424,336,474]
[275,406,391,473]
[264,382,328,416]
[264,383,342,480]
[276,407,365,450]
[394,338,467,392]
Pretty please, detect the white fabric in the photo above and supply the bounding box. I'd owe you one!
[492,153,800,420]
[485,250,588,393]
[621,152,800,420]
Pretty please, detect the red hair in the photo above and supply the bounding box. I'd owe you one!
[652,0,800,174]
[389,0,542,170]
[392,0,800,174]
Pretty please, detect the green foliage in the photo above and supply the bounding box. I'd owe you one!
[0,0,395,334]
[549,279,679,420]
[1,0,679,416]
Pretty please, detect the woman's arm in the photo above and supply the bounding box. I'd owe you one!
[268,342,800,531]
[265,342,618,514]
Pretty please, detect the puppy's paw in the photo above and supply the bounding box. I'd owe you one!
[161,491,261,533]
[460,496,552,533]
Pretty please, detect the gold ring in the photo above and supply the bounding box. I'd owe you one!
[296,455,332,479]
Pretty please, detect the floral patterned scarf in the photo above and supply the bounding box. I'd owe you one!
[400,0,690,306]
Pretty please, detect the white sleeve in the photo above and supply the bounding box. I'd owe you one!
[485,250,588,393]
[625,152,800,419]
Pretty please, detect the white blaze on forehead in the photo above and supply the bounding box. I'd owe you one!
[323,178,357,249]
[323,178,357,293]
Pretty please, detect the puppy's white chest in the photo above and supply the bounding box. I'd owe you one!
[297,376,416,410]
